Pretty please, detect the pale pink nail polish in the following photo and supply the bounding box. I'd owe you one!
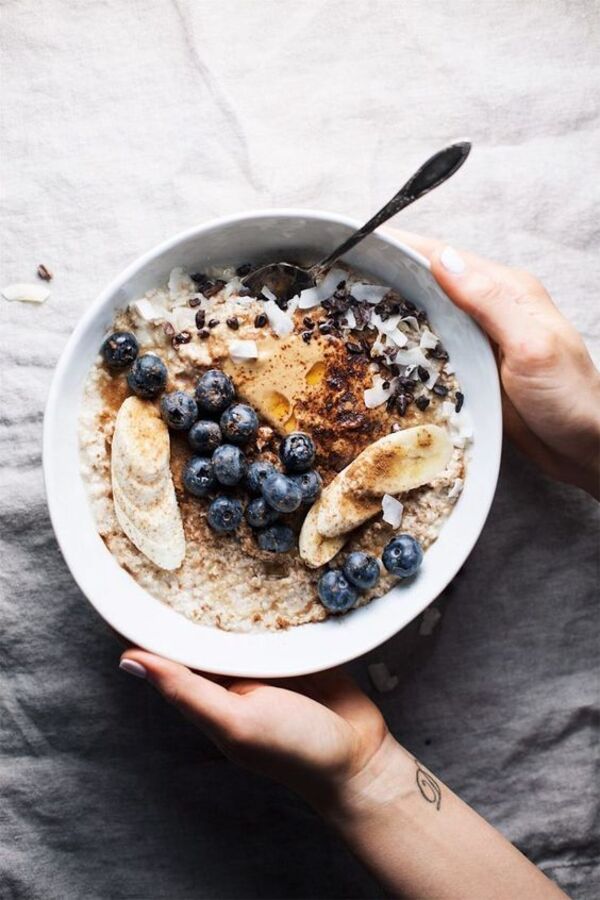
[440,246,465,275]
[119,659,147,680]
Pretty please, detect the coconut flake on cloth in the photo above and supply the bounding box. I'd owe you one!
[2,283,51,304]
[368,662,399,693]
[419,607,442,636]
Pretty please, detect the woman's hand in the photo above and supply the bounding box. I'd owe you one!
[119,652,388,809]
[388,230,600,498]
[120,652,566,898]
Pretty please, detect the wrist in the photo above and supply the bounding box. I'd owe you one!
[314,734,416,826]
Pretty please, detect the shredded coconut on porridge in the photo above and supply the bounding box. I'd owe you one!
[79,262,471,632]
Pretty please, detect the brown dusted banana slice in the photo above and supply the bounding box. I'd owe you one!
[316,425,453,539]
[298,496,347,568]
[111,396,185,571]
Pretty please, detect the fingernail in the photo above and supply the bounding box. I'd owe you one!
[440,246,465,275]
[119,659,147,680]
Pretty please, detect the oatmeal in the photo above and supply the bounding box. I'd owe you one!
[79,263,471,632]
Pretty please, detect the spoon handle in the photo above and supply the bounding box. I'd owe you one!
[313,141,471,278]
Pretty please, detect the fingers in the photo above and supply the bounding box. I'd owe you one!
[120,650,239,739]
[430,245,559,350]
[296,669,383,731]
[383,228,558,353]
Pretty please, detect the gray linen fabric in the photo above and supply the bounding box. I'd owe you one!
[1,1,598,898]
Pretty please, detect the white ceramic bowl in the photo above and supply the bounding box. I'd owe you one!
[43,210,501,678]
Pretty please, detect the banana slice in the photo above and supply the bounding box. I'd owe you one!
[316,425,452,539]
[111,396,186,571]
[298,497,347,568]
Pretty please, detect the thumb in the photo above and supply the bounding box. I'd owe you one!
[429,245,550,350]
[120,650,239,739]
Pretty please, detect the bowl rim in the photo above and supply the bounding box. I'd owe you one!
[43,208,502,676]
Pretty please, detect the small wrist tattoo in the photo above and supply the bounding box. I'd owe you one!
[415,759,441,810]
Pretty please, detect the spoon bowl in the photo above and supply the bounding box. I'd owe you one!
[243,141,471,300]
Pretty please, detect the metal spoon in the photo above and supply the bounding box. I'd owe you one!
[243,141,471,300]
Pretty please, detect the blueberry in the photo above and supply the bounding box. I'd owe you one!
[262,472,303,513]
[382,534,424,578]
[212,444,247,486]
[317,570,358,613]
[246,497,279,529]
[207,496,243,533]
[220,403,259,445]
[291,470,322,504]
[127,353,168,398]
[101,331,139,369]
[257,524,295,553]
[246,460,277,494]
[183,456,216,498]
[195,369,235,416]
[343,551,381,590]
[280,432,316,473]
[188,420,222,455]
[160,391,198,431]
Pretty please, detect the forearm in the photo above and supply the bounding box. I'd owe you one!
[317,735,566,900]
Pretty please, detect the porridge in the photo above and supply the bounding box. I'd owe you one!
[79,262,472,632]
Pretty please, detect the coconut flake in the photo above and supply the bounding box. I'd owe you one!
[441,400,455,420]
[368,662,399,693]
[263,300,294,337]
[401,315,420,331]
[444,361,456,375]
[444,409,474,448]
[168,267,193,299]
[386,327,409,348]
[351,283,389,304]
[394,346,430,371]
[450,412,474,448]
[382,494,404,527]
[2,283,51,304]
[228,339,258,364]
[448,477,464,500]
[131,298,165,323]
[261,286,277,303]
[364,375,394,409]
[419,607,442,636]
[371,338,386,357]
[344,308,357,330]
[420,328,439,350]
[170,306,197,331]
[297,286,321,309]
[318,267,347,297]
